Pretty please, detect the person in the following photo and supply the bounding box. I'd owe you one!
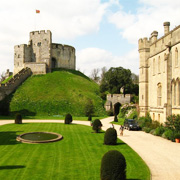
[119,125,124,136]
[110,124,114,128]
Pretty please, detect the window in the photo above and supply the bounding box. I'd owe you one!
[174,82,176,106]
[157,83,162,106]
[175,48,178,67]
[158,114,160,122]
[37,42,41,47]
[153,113,155,121]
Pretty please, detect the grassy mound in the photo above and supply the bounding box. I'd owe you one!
[10,69,105,116]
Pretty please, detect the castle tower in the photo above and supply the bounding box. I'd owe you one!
[138,38,150,116]
[30,30,52,72]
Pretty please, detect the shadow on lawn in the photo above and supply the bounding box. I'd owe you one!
[0,165,25,170]
[0,131,22,145]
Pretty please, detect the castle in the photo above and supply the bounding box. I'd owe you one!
[139,22,180,124]
[14,30,76,75]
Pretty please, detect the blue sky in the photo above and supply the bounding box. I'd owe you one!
[1,0,180,76]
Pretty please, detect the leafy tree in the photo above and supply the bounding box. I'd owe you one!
[100,67,134,94]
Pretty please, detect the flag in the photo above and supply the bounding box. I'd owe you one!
[36,10,40,13]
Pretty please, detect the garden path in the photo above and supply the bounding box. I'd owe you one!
[1,117,180,180]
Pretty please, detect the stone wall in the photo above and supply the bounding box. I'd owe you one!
[0,67,32,101]
[105,94,132,111]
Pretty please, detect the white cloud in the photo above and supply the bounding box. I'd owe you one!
[108,0,180,44]
[76,47,139,76]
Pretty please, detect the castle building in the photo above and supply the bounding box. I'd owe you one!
[139,22,180,124]
[14,30,76,75]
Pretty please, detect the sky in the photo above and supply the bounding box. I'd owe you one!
[1,0,180,77]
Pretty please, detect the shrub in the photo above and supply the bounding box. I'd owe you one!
[154,126,165,136]
[162,129,175,141]
[92,119,102,133]
[150,129,156,135]
[64,113,73,124]
[15,113,22,124]
[104,128,117,145]
[88,115,92,121]
[84,99,94,116]
[175,133,180,139]
[101,150,126,180]
[114,115,118,122]
[106,110,113,116]
[142,127,152,133]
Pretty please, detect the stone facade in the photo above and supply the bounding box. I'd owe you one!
[14,30,76,75]
[139,21,180,124]
[105,94,132,111]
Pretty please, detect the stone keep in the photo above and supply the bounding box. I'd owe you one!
[14,30,76,75]
[139,22,180,124]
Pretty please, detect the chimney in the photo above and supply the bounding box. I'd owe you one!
[151,31,158,43]
[163,22,170,35]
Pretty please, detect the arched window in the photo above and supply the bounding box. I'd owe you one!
[157,83,162,106]
[175,48,178,67]
[174,82,176,106]
[158,56,161,73]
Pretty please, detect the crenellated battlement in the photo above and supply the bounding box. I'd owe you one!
[30,30,51,37]
[51,43,75,51]
[138,37,150,50]
[14,44,31,49]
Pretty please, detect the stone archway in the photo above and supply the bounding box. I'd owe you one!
[114,102,121,115]
[51,57,57,68]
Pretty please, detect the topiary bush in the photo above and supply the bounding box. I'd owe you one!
[15,113,22,124]
[104,128,117,145]
[64,113,73,124]
[92,119,102,133]
[101,150,126,180]
[114,115,118,122]
[88,115,92,121]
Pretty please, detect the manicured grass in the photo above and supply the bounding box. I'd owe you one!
[0,123,150,180]
[112,117,125,125]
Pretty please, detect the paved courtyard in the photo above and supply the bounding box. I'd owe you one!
[1,117,180,180]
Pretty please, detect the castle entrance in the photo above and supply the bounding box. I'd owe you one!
[114,102,121,115]
[52,57,57,68]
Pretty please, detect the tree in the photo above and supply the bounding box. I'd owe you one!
[90,68,100,83]
[100,67,133,94]
[84,99,94,116]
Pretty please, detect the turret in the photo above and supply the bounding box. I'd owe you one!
[138,37,150,116]
[163,22,170,35]
[150,31,158,43]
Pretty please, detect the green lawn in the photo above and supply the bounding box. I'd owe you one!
[0,123,150,180]
[112,117,125,125]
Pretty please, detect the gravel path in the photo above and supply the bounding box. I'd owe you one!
[1,117,180,180]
